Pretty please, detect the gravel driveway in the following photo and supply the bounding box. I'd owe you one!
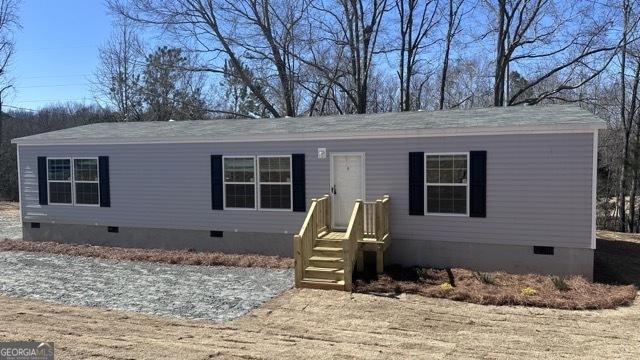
[0,251,293,322]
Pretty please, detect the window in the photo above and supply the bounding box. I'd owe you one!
[258,156,292,210]
[47,157,100,205]
[425,153,468,215]
[74,158,99,205]
[47,158,72,204]
[223,157,256,209]
[220,155,294,211]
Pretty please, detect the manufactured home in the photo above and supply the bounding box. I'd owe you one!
[12,105,603,288]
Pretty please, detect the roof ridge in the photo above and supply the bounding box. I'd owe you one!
[12,105,604,145]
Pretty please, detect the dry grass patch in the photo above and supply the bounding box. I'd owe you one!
[0,202,19,211]
[0,239,293,269]
[597,230,640,244]
[353,265,636,310]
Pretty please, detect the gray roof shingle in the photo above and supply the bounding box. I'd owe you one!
[12,104,605,145]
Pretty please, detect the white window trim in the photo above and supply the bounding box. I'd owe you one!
[424,152,470,217]
[222,156,257,210]
[257,155,293,211]
[46,157,100,206]
[47,157,73,205]
[73,157,100,207]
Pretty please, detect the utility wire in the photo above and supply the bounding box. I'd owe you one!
[18,74,91,80]
[3,104,37,112]
[11,98,90,103]
[18,83,88,89]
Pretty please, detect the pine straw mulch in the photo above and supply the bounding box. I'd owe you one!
[352,265,637,310]
[0,239,293,269]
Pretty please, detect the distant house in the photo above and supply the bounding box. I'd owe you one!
[12,105,602,286]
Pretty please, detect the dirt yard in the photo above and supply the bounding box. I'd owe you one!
[1,288,638,359]
[1,204,639,358]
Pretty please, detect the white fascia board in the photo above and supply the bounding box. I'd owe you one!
[12,123,606,146]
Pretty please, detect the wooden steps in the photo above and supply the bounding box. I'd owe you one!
[298,231,347,290]
[294,195,390,291]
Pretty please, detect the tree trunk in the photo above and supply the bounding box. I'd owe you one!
[618,0,630,232]
[439,34,451,110]
[494,0,506,107]
[630,166,637,232]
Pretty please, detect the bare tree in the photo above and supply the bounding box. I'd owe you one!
[628,59,640,231]
[396,0,439,111]
[0,0,19,146]
[487,0,620,107]
[302,0,390,114]
[617,0,632,231]
[93,19,144,121]
[109,0,309,118]
[438,0,468,110]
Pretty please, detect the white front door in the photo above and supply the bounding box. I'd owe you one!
[331,153,365,229]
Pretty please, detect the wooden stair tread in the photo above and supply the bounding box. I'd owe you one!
[309,256,343,262]
[302,278,343,283]
[313,246,342,252]
[299,278,346,290]
[305,266,344,273]
[317,231,347,240]
[315,238,343,243]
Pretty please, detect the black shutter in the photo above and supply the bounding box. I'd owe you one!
[292,153,306,212]
[469,151,487,217]
[37,156,48,205]
[409,152,424,215]
[98,156,111,207]
[211,155,223,210]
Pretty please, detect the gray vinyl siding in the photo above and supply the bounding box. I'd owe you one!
[18,132,595,250]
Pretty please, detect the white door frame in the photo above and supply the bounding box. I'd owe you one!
[329,152,366,229]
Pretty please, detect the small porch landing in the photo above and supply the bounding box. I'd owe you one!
[293,195,390,291]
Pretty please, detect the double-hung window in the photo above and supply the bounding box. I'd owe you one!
[425,153,468,215]
[74,158,99,205]
[258,156,292,210]
[223,157,256,209]
[47,158,73,204]
[221,155,293,210]
[47,157,99,205]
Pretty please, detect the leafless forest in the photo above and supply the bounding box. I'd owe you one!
[1,0,640,233]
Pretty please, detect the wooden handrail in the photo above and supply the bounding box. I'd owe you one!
[342,199,363,291]
[293,195,331,287]
[363,195,390,242]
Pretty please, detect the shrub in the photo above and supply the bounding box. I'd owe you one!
[521,287,537,296]
[440,282,454,291]
[552,276,570,292]
[475,271,496,285]
[415,267,428,279]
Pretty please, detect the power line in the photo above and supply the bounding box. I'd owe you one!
[18,74,91,80]
[12,98,92,103]
[17,45,97,53]
[3,104,37,112]
[18,83,88,89]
